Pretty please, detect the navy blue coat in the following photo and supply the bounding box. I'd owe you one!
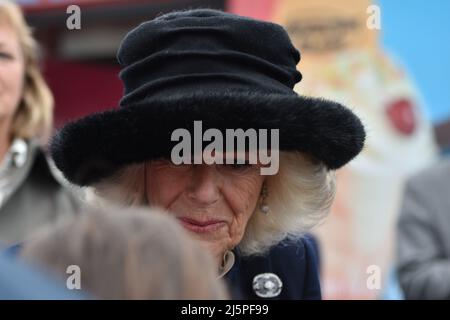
[224,236,321,300]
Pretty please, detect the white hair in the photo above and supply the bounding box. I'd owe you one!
[85,152,336,256]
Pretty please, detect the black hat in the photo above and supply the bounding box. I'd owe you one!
[50,9,365,186]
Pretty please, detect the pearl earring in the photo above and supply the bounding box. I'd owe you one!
[260,183,269,214]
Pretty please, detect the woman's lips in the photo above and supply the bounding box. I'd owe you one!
[177,217,226,234]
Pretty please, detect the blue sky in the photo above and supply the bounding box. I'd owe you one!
[378,0,450,123]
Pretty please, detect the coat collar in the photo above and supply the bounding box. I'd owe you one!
[0,139,36,209]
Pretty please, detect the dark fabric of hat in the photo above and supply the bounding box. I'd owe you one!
[50,9,366,186]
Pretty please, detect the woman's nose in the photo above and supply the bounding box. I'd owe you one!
[187,165,221,206]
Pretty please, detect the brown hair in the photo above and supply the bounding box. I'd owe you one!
[0,0,53,142]
[21,206,229,299]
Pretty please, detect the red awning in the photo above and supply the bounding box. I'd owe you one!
[18,0,171,13]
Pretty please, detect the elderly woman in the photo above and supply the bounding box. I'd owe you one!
[0,1,80,245]
[51,9,365,299]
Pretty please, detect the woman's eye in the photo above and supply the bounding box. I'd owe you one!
[152,159,191,170]
[0,52,14,60]
[223,163,253,171]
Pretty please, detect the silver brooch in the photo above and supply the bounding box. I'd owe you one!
[252,273,283,298]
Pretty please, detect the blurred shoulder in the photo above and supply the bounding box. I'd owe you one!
[405,157,450,197]
[408,157,450,185]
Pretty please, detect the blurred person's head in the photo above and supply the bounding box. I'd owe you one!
[20,206,229,299]
[0,0,53,146]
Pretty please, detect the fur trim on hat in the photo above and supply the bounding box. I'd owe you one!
[51,91,365,186]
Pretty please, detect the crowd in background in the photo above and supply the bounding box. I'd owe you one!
[0,0,449,300]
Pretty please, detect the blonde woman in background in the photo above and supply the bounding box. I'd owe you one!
[21,206,229,300]
[0,1,80,245]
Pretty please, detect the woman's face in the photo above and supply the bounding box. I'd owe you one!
[145,155,265,265]
[0,22,24,124]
